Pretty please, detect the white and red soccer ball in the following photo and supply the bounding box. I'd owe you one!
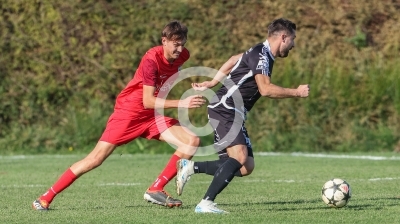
[321,178,352,208]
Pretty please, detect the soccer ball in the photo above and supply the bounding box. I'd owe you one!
[321,178,351,208]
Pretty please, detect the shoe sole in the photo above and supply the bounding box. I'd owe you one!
[195,208,226,214]
[195,204,228,214]
[176,161,182,196]
[176,160,186,196]
[194,210,228,215]
[32,200,49,211]
[32,205,49,211]
[143,193,182,208]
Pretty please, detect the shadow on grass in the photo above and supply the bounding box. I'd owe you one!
[48,197,400,212]
[218,196,400,212]
[346,196,400,211]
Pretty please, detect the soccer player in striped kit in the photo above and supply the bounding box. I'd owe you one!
[176,18,310,213]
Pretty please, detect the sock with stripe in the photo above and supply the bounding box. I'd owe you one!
[148,154,180,191]
[39,168,77,204]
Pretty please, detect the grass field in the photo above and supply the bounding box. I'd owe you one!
[1,152,400,223]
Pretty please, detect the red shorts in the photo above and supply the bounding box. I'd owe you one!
[99,111,178,146]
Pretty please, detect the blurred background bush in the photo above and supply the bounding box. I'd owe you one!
[0,0,399,154]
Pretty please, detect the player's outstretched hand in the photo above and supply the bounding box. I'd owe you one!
[179,95,206,108]
[296,84,310,98]
[192,81,212,91]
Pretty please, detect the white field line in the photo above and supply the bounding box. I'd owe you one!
[2,153,400,188]
[0,155,81,160]
[0,154,139,160]
[0,184,46,188]
[0,183,142,188]
[242,177,400,183]
[2,152,399,161]
[0,152,398,167]
[3,176,400,189]
[256,152,400,161]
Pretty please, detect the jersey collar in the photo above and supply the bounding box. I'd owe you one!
[263,40,275,61]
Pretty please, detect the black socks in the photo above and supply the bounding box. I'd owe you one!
[202,157,242,201]
[194,158,243,177]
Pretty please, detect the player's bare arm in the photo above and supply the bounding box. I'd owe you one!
[254,74,310,98]
[142,85,205,109]
[192,53,243,91]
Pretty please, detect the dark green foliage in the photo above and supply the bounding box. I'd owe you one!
[0,0,399,153]
[346,28,368,49]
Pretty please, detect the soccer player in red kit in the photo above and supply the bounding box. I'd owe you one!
[32,20,205,210]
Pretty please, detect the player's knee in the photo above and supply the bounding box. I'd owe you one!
[234,156,246,166]
[177,135,199,156]
[85,157,104,170]
[188,135,200,147]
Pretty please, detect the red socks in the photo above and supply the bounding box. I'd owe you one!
[40,168,77,204]
[40,155,182,204]
[149,154,180,191]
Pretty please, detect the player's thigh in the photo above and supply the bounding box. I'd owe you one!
[158,124,198,146]
[85,141,117,161]
[226,144,248,165]
[158,124,199,158]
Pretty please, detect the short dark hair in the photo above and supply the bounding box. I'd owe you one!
[161,20,188,41]
[267,18,296,37]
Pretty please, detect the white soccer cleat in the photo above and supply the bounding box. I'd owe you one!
[176,159,194,196]
[194,199,228,214]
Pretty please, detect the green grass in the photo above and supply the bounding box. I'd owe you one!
[1,152,400,223]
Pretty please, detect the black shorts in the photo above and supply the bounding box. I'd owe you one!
[208,107,253,159]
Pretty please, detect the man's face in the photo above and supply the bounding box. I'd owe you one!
[162,37,186,61]
[278,31,296,58]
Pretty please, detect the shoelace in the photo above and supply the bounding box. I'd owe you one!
[161,190,172,197]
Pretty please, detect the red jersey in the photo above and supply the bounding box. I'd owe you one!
[113,46,190,118]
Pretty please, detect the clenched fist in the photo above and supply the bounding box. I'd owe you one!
[296,84,310,98]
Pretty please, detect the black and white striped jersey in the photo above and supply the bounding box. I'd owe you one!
[208,40,275,118]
